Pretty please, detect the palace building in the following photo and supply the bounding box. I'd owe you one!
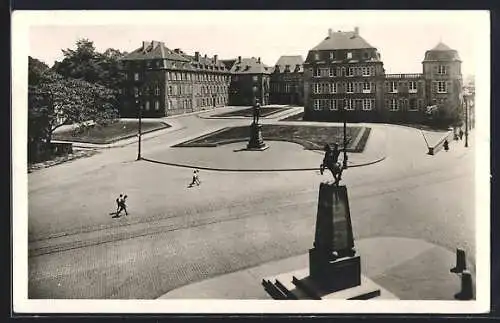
[270,55,304,106]
[303,28,463,123]
[119,33,463,123]
[223,56,272,106]
[120,41,231,117]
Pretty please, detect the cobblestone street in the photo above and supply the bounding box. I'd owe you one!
[27,111,477,299]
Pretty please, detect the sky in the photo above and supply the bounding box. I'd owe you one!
[25,10,488,79]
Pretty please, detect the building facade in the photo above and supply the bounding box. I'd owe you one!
[120,41,231,118]
[270,55,304,105]
[225,56,272,106]
[303,28,463,124]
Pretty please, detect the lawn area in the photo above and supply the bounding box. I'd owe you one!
[53,120,170,144]
[213,107,290,118]
[175,124,371,152]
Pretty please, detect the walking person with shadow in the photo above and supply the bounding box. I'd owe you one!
[188,169,201,188]
[116,194,129,217]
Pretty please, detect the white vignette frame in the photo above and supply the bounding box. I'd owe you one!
[11,10,491,314]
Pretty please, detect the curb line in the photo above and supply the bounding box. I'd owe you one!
[140,155,386,173]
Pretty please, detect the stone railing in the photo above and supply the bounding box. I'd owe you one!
[385,73,423,79]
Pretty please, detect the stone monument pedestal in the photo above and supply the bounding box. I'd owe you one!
[247,122,268,151]
[262,182,382,300]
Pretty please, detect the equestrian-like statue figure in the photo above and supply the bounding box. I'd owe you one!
[320,143,345,186]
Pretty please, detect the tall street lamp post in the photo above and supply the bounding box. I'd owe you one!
[136,95,142,160]
[342,102,348,169]
[134,76,143,161]
[464,94,469,148]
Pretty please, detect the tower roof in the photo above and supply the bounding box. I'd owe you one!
[312,29,375,51]
[424,41,461,62]
[429,42,454,51]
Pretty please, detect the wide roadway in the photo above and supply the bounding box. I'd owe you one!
[27,112,475,299]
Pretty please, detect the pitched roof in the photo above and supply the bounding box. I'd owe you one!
[120,41,229,71]
[273,55,304,73]
[429,42,454,51]
[312,31,374,50]
[121,41,189,62]
[220,59,237,69]
[229,57,271,74]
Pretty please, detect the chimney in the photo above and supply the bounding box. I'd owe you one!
[238,56,241,63]
[142,41,152,51]
[152,41,162,49]
[213,54,218,63]
[174,48,180,53]
[328,28,333,37]
[204,54,207,59]
[195,51,200,61]
[354,26,359,36]
[257,57,261,63]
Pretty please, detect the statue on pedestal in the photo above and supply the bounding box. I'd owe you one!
[247,100,268,151]
[320,143,344,186]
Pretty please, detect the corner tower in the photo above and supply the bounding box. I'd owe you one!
[422,42,463,120]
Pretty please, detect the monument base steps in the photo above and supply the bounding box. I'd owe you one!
[245,145,269,151]
[263,268,398,300]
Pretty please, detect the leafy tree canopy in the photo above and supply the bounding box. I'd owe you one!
[28,67,118,144]
[52,38,127,92]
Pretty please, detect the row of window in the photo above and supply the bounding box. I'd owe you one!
[386,81,445,94]
[144,100,161,111]
[312,98,425,112]
[385,81,419,93]
[132,72,230,83]
[232,75,269,83]
[386,98,424,111]
[271,83,299,93]
[313,99,375,111]
[313,82,374,94]
[313,51,357,61]
[167,84,228,96]
[313,66,376,78]
[166,96,228,111]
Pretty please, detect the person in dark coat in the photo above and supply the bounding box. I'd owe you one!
[443,139,449,151]
[188,169,201,188]
[459,129,464,140]
[116,195,128,216]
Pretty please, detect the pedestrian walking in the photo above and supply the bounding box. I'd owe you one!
[459,129,464,140]
[110,194,123,217]
[188,169,201,188]
[443,139,449,151]
[116,194,129,216]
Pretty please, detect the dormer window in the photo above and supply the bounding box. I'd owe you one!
[314,53,320,61]
[329,52,335,60]
[363,52,369,59]
[347,52,353,59]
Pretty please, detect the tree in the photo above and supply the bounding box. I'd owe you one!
[52,39,127,92]
[29,74,118,144]
[28,56,50,86]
